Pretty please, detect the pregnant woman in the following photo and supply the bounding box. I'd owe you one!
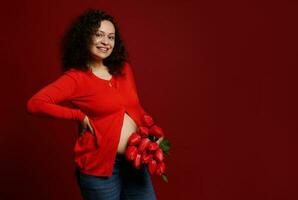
[26,9,162,200]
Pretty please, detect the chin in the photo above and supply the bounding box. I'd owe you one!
[92,53,111,60]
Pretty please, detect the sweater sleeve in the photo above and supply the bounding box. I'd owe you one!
[26,70,86,122]
[125,62,148,117]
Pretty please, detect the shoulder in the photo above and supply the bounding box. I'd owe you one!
[116,62,132,78]
[64,68,82,75]
[54,69,90,89]
[122,62,134,75]
[62,68,87,81]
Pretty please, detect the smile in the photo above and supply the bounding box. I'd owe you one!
[96,46,109,52]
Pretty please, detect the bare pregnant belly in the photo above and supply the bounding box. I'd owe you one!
[117,112,138,154]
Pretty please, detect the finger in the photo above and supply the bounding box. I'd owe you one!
[85,117,94,135]
[88,124,95,135]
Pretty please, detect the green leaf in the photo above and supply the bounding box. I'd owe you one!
[162,174,168,183]
[159,138,171,154]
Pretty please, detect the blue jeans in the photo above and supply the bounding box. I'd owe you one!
[75,153,157,200]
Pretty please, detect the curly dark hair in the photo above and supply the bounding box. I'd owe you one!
[60,9,128,75]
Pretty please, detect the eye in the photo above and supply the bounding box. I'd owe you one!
[109,36,115,40]
[95,33,103,37]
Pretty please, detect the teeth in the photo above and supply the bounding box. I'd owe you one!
[97,47,108,51]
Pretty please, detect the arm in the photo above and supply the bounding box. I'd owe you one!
[125,62,148,116]
[126,63,165,143]
[26,70,86,122]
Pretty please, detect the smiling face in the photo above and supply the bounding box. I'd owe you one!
[89,20,116,61]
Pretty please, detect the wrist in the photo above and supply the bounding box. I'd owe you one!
[78,111,86,123]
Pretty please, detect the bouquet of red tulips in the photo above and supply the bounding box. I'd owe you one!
[125,114,171,183]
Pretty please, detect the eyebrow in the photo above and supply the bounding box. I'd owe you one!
[98,30,115,35]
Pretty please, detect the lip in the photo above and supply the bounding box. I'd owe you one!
[96,46,109,52]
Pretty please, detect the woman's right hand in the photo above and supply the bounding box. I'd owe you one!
[79,115,95,136]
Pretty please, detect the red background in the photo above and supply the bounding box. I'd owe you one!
[0,0,296,199]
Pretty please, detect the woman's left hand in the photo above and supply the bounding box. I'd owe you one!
[156,137,164,145]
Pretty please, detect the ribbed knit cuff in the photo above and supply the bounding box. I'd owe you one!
[76,110,86,122]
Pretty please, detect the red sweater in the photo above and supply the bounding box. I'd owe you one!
[26,62,147,176]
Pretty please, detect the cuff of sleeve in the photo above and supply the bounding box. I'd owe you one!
[76,110,86,122]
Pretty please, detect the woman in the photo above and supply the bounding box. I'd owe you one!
[26,9,162,200]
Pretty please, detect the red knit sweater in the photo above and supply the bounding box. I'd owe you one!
[26,62,147,176]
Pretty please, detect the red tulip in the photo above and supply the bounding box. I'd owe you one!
[154,148,164,162]
[148,159,157,175]
[155,161,166,176]
[128,132,141,146]
[138,138,150,153]
[149,125,164,138]
[147,141,159,152]
[125,146,138,161]
[134,153,142,169]
[142,151,153,164]
[143,114,154,127]
[139,126,149,138]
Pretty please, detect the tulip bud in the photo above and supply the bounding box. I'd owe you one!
[143,114,154,127]
[154,148,164,162]
[134,153,142,169]
[128,132,141,146]
[155,161,166,176]
[139,126,149,138]
[148,159,157,175]
[142,151,153,164]
[149,125,164,139]
[125,146,138,161]
[147,141,159,152]
[138,138,151,153]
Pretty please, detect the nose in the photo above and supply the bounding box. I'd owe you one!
[100,36,109,45]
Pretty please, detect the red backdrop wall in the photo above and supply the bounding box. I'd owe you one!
[0,0,296,199]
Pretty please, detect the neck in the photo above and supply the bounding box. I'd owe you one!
[88,59,108,72]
